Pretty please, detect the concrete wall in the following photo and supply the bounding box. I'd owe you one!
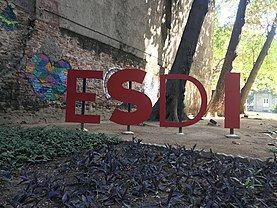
[0,0,214,125]
[59,0,193,72]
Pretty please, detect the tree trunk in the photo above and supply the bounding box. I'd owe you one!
[149,0,209,121]
[206,0,248,116]
[240,14,277,114]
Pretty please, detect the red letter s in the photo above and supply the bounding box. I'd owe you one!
[107,69,152,125]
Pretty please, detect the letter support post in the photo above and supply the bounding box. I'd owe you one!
[122,81,134,135]
[80,78,87,131]
[177,79,184,135]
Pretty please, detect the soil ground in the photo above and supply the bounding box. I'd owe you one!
[23,112,277,160]
[1,112,276,207]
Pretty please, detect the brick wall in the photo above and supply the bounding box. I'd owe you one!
[0,1,40,112]
[0,0,149,125]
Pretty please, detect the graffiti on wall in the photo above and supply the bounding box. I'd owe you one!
[102,67,122,100]
[0,4,18,31]
[143,72,160,106]
[25,53,71,101]
[102,68,160,105]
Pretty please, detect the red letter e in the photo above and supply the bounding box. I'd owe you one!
[66,70,103,123]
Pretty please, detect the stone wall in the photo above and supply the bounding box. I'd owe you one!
[0,0,38,112]
[0,0,214,125]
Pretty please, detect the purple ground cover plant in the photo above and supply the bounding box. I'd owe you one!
[3,138,277,207]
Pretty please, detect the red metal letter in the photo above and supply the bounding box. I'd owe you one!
[160,74,207,127]
[107,69,152,125]
[65,70,103,123]
[224,72,240,128]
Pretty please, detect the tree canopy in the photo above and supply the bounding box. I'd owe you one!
[213,0,277,93]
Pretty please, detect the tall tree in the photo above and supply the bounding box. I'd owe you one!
[240,14,277,113]
[206,0,248,116]
[149,0,210,121]
[212,0,277,99]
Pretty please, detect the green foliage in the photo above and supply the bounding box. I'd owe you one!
[271,105,277,113]
[0,127,121,168]
[246,0,277,28]
[213,0,277,92]
[247,90,254,104]
[235,30,277,93]
[213,16,232,61]
[212,15,232,88]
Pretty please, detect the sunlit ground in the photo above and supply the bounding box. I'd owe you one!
[204,111,277,120]
[245,111,277,120]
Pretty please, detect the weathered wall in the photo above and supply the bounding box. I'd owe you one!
[57,0,214,115]
[59,0,193,70]
[0,0,214,125]
[0,0,38,112]
[57,0,195,105]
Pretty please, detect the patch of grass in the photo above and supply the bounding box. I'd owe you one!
[0,127,121,168]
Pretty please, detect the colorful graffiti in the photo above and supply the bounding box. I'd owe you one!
[143,73,160,106]
[25,53,71,101]
[0,4,18,31]
[102,67,122,99]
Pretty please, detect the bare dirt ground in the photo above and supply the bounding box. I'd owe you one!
[24,112,277,160]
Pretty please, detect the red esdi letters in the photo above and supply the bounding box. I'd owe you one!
[65,69,240,129]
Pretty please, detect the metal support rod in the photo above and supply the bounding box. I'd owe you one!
[81,78,86,131]
[177,79,184,135]
[122,81,134,135]
[127,81,132,131]
[225,128,240,139]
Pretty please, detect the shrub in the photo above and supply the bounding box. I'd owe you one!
[271,105,277,113]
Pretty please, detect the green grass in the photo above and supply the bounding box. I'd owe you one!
[0,127,121,168]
